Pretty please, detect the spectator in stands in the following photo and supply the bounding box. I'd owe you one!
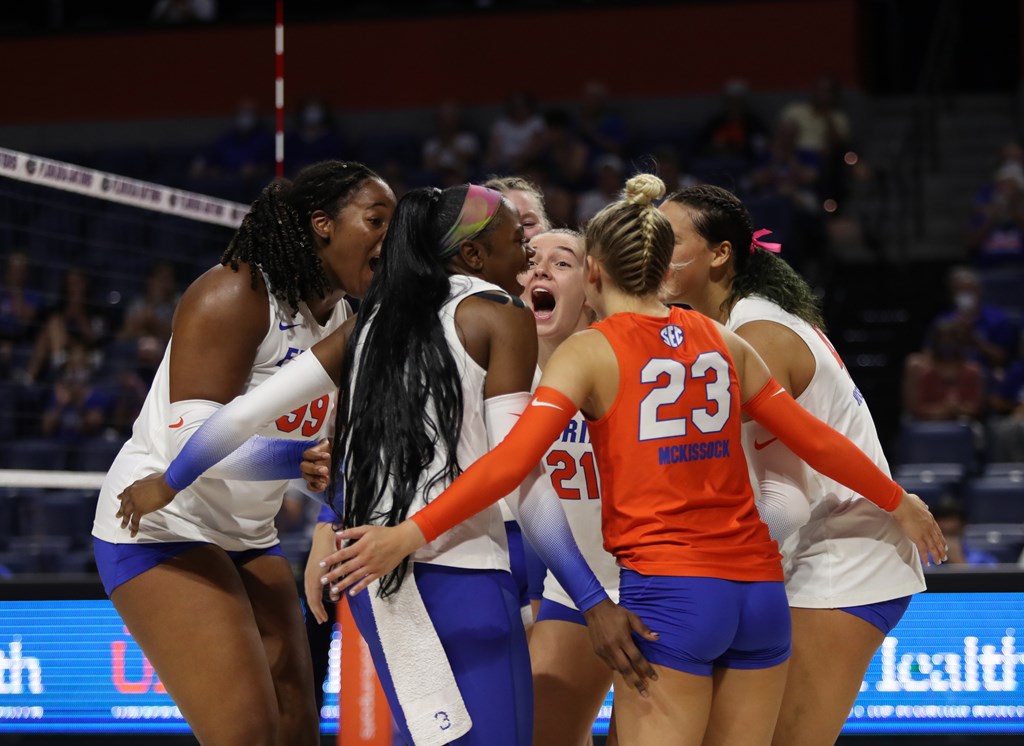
[536,107,589,191]
[967,160,1024,268]
[575,79,627,162]
[778,75,851,202]
[40,337,111,443]
[936,265,1017,374]
[117,261,180,380]
[24,268,108,385]
[988,359,1024,461]
[0,250,43,380]
[750,120,820,211]
[485,91,545,173]
[931,498,1000,565]
[902,318,986,423]
[422,100,481,180]
[749,121,827,278]
[285,96,347,177]
[190,97,275,181]
[650,145,699,195]
[692,79,769,163]
[576,154,626,224]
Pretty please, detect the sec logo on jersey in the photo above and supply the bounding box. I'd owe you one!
[660,325,684,348]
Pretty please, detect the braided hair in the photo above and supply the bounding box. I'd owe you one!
[664,184,825,328]
[584,174,673,296]
[221,160,381,311]
[333,185,503,597]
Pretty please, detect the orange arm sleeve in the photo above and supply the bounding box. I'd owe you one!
[742,378,903,512]
[412,386,577,542]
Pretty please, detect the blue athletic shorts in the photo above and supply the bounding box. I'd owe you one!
[523,537,547,602]
[348,563,532,746]
[93,537,286,597]
[618,569,791,677]
[838,595,912,635]
[536,597,585,626]
[504,521,530,609]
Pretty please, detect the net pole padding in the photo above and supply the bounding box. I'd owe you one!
[0,147,249,228]
[275,0,285,179]
[338,595,393,745]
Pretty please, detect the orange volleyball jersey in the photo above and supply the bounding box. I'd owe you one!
[588,307,782,581]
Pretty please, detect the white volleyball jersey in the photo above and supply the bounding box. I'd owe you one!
[93,284,349,550]
[729,295,925,607]
[540,406,620,609]
[348,275,509,572]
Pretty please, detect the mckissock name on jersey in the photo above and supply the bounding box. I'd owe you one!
[658,439,730,465]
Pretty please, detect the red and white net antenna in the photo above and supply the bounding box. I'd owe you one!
[275,0,285,179]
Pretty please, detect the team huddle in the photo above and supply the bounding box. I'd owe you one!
[96,160,946,746]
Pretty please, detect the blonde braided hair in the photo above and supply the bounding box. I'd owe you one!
[585,174,673,296]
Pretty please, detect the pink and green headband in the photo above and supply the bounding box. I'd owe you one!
[438,184,504,258]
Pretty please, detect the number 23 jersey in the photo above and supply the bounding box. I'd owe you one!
[587,307,782,581]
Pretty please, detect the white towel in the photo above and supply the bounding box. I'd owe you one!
[368,570,472,745]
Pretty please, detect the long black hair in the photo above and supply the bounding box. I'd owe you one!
[222,160,380,311]
[331,185,494,596]
[665,184,825,328]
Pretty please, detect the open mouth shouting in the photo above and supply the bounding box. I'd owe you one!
[531,286,556,322]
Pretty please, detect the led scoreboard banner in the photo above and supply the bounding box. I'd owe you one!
[0,570,1021,737]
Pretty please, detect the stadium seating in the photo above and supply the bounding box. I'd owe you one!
[897,421,977,473]
[963,523,1024,563]
[964,476,1024,524]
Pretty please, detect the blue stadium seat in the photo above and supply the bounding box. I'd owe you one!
[897,421,977,473]
[0,550,36,575]
[5,535,73,573]
[894,462,965,487]
[964,476,1024,524]
[19,489,97,547]
[977,268,1024,314]
[0,382,18,441]
[70,435,124,473]
[0,439,70,471]
[895,476,952,509]
[982,462,1024,480]
[963,523,1024,563]
[54,548,98,574]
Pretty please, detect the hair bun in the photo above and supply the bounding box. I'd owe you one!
[623,174,666,206]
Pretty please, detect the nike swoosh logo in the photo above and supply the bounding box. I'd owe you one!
[279,322,301,330]
[753,437,778,450]
[531,400,564,410]
[168,417,185,429]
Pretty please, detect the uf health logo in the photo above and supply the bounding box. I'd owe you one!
[0,639,43,694]
[112,627,167,694]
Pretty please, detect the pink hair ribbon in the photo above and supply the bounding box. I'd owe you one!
[750,228,782,254]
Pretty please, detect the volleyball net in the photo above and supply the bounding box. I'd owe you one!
[0,147,400,743]
[0,146,244,574]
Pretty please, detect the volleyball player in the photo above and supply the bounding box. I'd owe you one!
[94,161,395,745]
[115,183,654,746]
[321,174,946,745]
[485,174,553,625]
[521,228,620,746]
[658,184,933,746]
